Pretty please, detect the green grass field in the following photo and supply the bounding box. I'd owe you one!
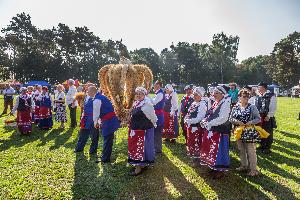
[0,96,299,200]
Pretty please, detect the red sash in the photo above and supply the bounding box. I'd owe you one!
[155,109,163,115]
[101,112,116,122]
[80,113,92,129]
[200,129,221,166]
[128,129,145,161]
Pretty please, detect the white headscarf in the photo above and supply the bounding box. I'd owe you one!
[165,84,174,92]
[135,87,147,95]
[193,87,206,97]
[214,86,227,95]
[20,87,27,93]
[69,79,75,85]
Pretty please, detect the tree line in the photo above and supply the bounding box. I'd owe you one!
[0,13,299,88]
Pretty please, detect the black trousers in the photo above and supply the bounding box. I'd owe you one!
[101,134,114,162]
[180,114,187,140]
[68,104,77,127]
[260,118,275,150]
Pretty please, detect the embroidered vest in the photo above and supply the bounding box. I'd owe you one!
[255,92,273,115]
[154,89,165,110]
[130,106,153,130]
[94,93,115,119]
[81,98,94,129]
[180,95,194,114]
[17,96,31,111]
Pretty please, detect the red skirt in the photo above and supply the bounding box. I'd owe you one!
[162,111,179,139]
[39,106,51,119]
[34,106,40,121]
[128,129,146,162]
[186,125,203,158]
[17,110,32,134]
[200,130,221,166]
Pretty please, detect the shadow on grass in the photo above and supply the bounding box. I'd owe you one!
[0,125,50,151]
[72,136,130,199]
[273,138,300,152]
[72,133,205,199]
[272,144,300,158]
[276,130,300,140]
[165,140,298,200]
[49,128,75,150]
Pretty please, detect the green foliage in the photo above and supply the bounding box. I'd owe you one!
[130,48,161,78]
[266,31,300,88]
[236,55,272,85]
[0,96,299,199]
[0,13,299,88]
[0,13,125,84]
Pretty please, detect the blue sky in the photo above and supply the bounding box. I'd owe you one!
[0,0,299,61]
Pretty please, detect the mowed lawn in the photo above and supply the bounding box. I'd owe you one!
[0,96,299,200]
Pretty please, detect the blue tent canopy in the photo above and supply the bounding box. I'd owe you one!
[268,83,280,88]
[24,81,51,88]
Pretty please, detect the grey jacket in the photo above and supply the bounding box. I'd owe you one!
[229,104,261,125]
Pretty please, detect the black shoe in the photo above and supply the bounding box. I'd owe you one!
[74,149,83,153]
[164,139,170,142]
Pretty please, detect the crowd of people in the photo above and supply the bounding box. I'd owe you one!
[1,80,278,178]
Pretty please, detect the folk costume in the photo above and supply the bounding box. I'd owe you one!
[75,95,99,154]
[33,89,42,124]
[180,84,194,142]
[254,82,277,153]
[200,86,231,172]
[184,87,209,158]
[93,92,120,162]
[11,88,34,134]
[151,87,165,154]
[128,87,157,167]
[38,89,53,129]
[162,84,179,140]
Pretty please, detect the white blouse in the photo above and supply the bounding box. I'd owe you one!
[168,91,178,115]
[185,100,208,125]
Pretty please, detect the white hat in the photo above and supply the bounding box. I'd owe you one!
[214,86,227,95]
[20,87,27,92]
[165,84,174,92]
[69,79,75,84]
[135,87,147,95]
[193,87,206,97]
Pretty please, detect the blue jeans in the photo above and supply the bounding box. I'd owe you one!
[101,134,114,162]
[75,127,99,153]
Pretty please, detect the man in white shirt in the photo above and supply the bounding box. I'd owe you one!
[66,79,78,127]
[1,84,15,116]
[151,81,165,154]
[255,82,277,154]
